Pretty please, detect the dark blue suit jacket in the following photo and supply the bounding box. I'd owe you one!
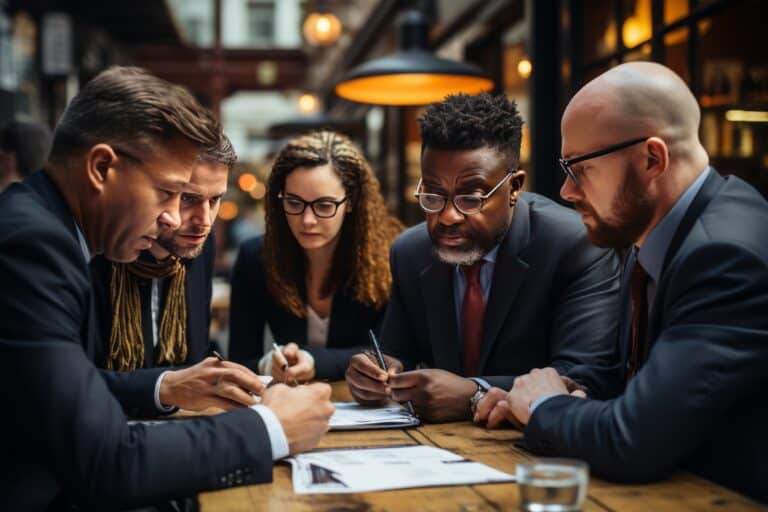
[229,235,385,380]
[0,171,274,510]
[380,192,621,389]
[524,171,768,503]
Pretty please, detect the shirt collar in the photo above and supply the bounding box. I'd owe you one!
[637,166,711,282]
[454,244,499,271]
[73,221,91,263]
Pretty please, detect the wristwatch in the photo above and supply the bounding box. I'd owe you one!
[469,384,487,416]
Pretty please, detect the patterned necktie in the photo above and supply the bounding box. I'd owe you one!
[461,261,486,376]
[627,259,649,382]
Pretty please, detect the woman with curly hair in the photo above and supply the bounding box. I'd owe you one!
[229,131,403,382]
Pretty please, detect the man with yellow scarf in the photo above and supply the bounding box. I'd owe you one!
[91,144,230,375]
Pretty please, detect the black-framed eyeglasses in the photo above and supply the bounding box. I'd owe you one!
[558,137,648,186]
[279,194,349,218]
[413,171,514,216]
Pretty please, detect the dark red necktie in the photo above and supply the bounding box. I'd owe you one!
[461,261,485,376]
[627,259,649,382]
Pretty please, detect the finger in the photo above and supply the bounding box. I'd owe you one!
[388,371,422,389]
[486,401,511,429]
[285,361,313,381]
[209,367,266,395]
[197,395,249,411]
[283,343,300,364]
[390,386,418,403]
[350,354,388,381]
[346,366,390,394]
[216,380,258,407]
[474,388,506,422]
[570,389,587,399]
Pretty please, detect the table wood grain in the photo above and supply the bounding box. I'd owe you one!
[198,381,763,511]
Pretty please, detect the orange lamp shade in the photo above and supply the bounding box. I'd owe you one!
[335,73,494,106]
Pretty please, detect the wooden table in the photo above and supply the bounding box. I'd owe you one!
[198,382,763,511]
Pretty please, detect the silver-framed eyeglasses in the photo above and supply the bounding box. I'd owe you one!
[414,172,514,215]
[279,193,349,218]
[558,137,648,186]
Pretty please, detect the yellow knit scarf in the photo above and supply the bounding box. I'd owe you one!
[107,257,187,371]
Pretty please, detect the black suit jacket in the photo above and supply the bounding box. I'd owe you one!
[524,171,768,503]
[229,235,385,380]
[89,234,215,369]
[0,171,274,510]
[381,192,621,389]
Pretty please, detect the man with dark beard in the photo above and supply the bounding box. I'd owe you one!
[345,93,621,422]
[476,63,768,503]
[90,152,230,372]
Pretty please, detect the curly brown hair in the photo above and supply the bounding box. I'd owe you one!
[264,131,403,317]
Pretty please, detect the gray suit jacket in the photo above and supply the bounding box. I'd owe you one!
[524,172,768,504]
[380,192,621,389]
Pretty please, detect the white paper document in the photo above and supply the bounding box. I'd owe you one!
[287,445,515,494]
[329,402,420,430]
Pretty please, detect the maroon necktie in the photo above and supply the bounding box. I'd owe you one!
[627,259,649,382]
[461,261,485,376]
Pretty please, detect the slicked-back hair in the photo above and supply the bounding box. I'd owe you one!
[419,92,524,167]
[50,66,229,165]
[264,131,403,317]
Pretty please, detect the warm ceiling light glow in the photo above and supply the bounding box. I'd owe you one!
[622,16,651,48]
[298,93,320,114]
[218,201,239,220]
[336,73,494,106]
[303,12,342,46]
[517,58,532,79]
[237,173,258,192]
[725,110,768,123]
[249,182,266,200]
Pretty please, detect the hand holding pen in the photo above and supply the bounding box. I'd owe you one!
[366,330,417,416]
[270,342,314,386]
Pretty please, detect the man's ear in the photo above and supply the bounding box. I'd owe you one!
[509,170,526,205]
[85,144,118,193]
[645,137,669,180]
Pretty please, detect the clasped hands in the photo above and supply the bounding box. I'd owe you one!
[345,353,477,422]
[473,368,587,428]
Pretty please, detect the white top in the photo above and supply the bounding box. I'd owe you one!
[306,304,330,347]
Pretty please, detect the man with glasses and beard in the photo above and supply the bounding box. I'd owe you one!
[345,93,621,422]
[476,63,768,503]
[91,147,230,375]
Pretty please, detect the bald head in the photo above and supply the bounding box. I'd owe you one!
[564,62,705,163]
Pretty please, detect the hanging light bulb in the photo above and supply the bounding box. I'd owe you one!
[517,58,532,79]
[298,93,320,114]
[303,10,342,47]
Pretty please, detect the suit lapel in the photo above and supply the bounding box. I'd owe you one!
[26,171,99,361]
[419,260,461,373]
[478,197,531,373]
[617,250,635,368]
[647,170,725,344]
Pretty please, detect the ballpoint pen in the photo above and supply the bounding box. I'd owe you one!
[368,330,416,417]
[272,342,300,387]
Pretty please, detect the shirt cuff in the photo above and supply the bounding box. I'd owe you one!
[250,404,290,460]
[529,393,562,414]
[154,371,178,414]
[469,377,492,391]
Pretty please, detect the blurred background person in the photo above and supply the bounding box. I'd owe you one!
[229,131,403,382]
[0,119,52,191]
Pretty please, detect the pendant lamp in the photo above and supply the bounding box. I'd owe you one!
[334,9,494,106]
